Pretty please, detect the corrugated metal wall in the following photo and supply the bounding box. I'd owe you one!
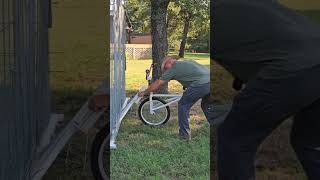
[0,0,50,179]
[110,0,126,145]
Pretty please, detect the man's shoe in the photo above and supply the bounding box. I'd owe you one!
[179,136,191,141]
[178,134,191,140]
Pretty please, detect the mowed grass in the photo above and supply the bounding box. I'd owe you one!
[49,0,107,92]
[44,0,106,179]
[300,9,320,23]
[111,54,210,179]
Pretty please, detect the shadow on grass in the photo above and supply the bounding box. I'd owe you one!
[111,103,210,179]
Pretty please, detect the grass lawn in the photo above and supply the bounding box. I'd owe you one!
[44,0,106,179]
[111,55,210,179]
[300,9,320,23]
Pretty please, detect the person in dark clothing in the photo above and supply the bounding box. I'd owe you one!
[211,0,320,179]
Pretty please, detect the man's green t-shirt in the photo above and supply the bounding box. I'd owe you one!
[160,60,210,88]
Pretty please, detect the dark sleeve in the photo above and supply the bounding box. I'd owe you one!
[211,0,274,55]
[232,77,244,91]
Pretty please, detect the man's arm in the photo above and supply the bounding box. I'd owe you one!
[139,79,166,97]
[88,80,110,112]
[88,94,109,112]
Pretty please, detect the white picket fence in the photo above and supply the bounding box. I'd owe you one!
[125,44,152,60]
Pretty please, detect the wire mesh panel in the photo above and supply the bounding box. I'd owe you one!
[0,0,50,179]
[110,0,127,148]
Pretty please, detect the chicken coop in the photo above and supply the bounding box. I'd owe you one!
[0,0,51,179]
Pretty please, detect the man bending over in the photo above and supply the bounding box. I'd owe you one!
[138,56,210,140]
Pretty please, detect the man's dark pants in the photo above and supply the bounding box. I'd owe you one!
[217,66,320,180]
[178,83,210,138]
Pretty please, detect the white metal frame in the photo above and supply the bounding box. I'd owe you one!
[110,64,184,149]
[110,90,183,149]
[148,92,182,113]
[110,93,142,149]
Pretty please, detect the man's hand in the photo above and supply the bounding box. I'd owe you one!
[88,94,110,112]
[138,91,146,97]
[138,80,166,97]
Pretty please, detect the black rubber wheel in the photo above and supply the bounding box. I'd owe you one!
[138,97,170,126]
[91,124,109,180]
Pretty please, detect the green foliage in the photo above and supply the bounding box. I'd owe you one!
[125,0,151,33]
[125,0,209,52]
[168,0,209,52]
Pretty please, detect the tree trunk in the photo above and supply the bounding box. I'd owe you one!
[179,15,191,58]
[151,0,170,93]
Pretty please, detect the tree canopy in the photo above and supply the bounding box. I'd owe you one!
[125,0,209,53]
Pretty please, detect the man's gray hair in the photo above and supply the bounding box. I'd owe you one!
[161,56,174,72]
